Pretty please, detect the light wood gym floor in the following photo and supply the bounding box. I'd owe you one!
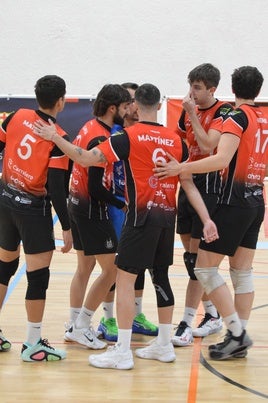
[0,182,267,402]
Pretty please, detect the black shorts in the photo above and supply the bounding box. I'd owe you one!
[0,204,55,254]
[69,213,118,255]
[199,204,265,256]
[115,224,175,274]
[177,190,218,239]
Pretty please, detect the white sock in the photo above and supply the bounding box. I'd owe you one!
[224,313,243,337]
[240,318,248,329]
[102,302,114,320]
[69,307,81,323]
[26,321,42,345]
[117,329,132,352]
[75,307,95,329]
[182,307,196,327]
[157,323,172,346]
[135,297,142,315]
[203,300,218,318]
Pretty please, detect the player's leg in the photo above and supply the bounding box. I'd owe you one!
[20,213,67,362]
[132,269,158,336]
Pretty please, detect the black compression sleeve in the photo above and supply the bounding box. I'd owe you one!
[47,167,70,231]
[88,167,125,209]
[0,140,5,153]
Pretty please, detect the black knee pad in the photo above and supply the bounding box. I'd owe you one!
[149,267,174,307]
[183,251,191,267]
[26,267,50,300]
[134,270,145,291]
[109,283,116,292]
[0,258,19,286]
[185,253,197,280]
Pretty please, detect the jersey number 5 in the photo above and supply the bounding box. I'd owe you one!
[17,134,37,160]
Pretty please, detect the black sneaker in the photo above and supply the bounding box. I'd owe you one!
[233,350,248,358]
[209,330,249,358]
[209,329,252,360]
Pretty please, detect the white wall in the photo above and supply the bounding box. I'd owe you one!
[1,0,268,99]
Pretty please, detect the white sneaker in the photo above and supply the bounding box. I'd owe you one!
[89,344,134,369]
[64,321,73,337]
[135,339,176,362]
[192,313,222,337]
[171,321,193,346]
[64,324,107,349]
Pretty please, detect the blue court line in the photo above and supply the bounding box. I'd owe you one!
[53,215,59,225]
[4,263,26,303]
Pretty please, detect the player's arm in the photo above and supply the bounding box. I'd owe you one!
[154,132,240,179]
[179,172,219,242]
[89,167,126,209]
[0,140,5,153]
[0,112,16,151]
[182,93,221,154]
[87,136,126,209]
[47,167,70,231]
[33,119,107,167]
[181,132,239,175]
[47,167,73,253]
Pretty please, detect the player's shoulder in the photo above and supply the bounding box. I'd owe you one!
[215,101,234,117]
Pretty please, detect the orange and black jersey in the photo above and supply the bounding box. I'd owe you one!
[178,100,233,194]
[0,109,70,228]
[219,104,268,207]
[97,121,188,228]
[68,118,125,219]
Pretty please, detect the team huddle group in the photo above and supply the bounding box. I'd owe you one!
[0,63,267,370]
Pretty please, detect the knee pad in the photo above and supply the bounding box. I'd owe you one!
[134,270,145,290]
[149,267,174,307]
[109,283,116,292]
[183,251,190,267]
[26,267,50,300]
[0,258,19,286]
[229,267,254,294]
[194,267,225,295]
[185,252,197,280]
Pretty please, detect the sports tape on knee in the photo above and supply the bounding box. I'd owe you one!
[194,267,225,295]
[229,267,254,294]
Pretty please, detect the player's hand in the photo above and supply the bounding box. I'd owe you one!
[122,203,128,212]
[202,219,219,243]
[33,119,57,141]
[182,92,196,114]
[61,229,73,253]
[153,152,182,179]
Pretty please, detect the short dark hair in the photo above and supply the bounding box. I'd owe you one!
[188,63,220,89]
[231,66,264,100]
[34,75,66,109]
[93,84,131,117]
[121,82,139,91]
[134,83,160,106]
